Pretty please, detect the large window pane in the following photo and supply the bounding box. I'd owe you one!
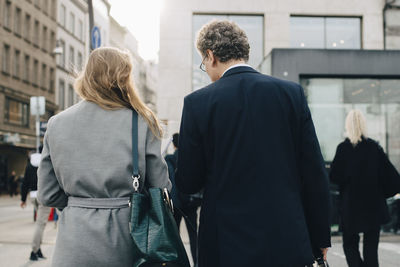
[290,17,325,48]
[301,77,400,172]
[192,14,264,91]
[290,16,361,49]
[326,18,361,49]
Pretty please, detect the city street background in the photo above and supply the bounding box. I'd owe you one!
[1,195,399,267]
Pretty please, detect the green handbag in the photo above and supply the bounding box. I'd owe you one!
[129,110,190,267]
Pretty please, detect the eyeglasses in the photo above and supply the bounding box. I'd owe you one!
[199,57,207,72]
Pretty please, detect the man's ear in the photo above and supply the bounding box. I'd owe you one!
[206,50,217,66]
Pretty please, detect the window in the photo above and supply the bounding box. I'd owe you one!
[49,67,55,92]
[78,19,83,41]
[24,14,31,41]
[68,84,74,107]
[290,16,361,49]
[70,12,75,35]
[59,79,65,110]
[42,0,48,14]
[4,97,29,127]
[42,26,48,51]
[3,1,11,29]
[2,44,11,73]
[34,20,40,47]
[192,14,264,90]
[41,64,47,89]
[14,7,22,36]
[51,0,57,19]
[301,78,400,171]
[59,4,66,27]
[23,55,30,82]
[50,31,55,52]
[69,46,75,70]
[33,59,39,85]
[58,39,65,67]
[77,52,82,71]
[13,49,20,78]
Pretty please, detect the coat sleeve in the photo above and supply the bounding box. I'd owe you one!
[37,118,68,209]
[20,163,30,202]
[330,144,346,185]
[175,96,206,194]
[378,144,400,198]
[298,86,332,249]
[145,125,172,190]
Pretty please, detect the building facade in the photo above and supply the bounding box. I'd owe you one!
[158,0,400,167]
[56,0,88,112]
[0,0,58,191]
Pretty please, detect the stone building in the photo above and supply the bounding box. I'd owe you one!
[0,0,58,191]
[56,0,88,112]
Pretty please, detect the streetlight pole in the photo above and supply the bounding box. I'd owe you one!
[35,98,40,153]
[88,0,94,52]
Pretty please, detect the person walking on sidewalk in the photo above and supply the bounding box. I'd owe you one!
[20,147,51,261]
[8,170,18,197]
[37,47,171,267]
[176,20,331,267]
[330,109,400,267]
[165,133,201,266]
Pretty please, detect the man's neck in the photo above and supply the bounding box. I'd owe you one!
[217,59,247,80]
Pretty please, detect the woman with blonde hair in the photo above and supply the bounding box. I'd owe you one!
[37,47,171,266]
[330,109,399,267]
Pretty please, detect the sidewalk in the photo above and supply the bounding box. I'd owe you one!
[0,195,193,267]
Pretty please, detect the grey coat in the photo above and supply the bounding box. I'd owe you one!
[37,100,171,267]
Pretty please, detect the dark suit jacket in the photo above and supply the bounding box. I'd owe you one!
[330,138,398,233]
[176,66,331,267]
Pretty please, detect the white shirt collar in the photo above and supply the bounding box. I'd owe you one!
[222,63,252,77]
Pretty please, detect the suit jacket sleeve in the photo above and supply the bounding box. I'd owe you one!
[145,124,172,191]
[298,86,332,249]
[176,96,206,194]
[37,118,68,209]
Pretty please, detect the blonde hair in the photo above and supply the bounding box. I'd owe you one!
[74,47,162,137]
[345,109,367,145]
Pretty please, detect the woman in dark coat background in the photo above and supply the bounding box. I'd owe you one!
[330,109,400,267]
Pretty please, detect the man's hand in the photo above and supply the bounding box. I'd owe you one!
[320,248,328,261]
[20,201,26,209]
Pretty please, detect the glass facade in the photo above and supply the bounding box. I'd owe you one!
[301,78,400,172]
[192,14,264,90]
[290,16,361,49]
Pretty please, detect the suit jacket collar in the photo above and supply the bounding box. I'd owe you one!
[221,66,259,78]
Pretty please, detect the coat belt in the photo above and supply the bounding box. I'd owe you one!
[67,196,130,209]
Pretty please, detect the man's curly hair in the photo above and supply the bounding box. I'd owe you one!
[196,20,250,62]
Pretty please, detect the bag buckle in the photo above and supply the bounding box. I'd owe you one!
[132,175,140,192]
[162,188,174,214]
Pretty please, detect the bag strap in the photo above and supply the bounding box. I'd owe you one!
[132,110,140,192]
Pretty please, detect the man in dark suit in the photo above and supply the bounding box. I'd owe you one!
[176,20,331,267]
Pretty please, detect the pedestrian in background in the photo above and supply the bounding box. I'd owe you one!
[37,47,171,267]
[165,133,200,266]
[176,20,331,267]
[8,170,18,197]
[20,147,51,261]
[330,109,400,267]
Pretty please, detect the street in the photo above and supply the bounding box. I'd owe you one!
[1,195,399,267]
